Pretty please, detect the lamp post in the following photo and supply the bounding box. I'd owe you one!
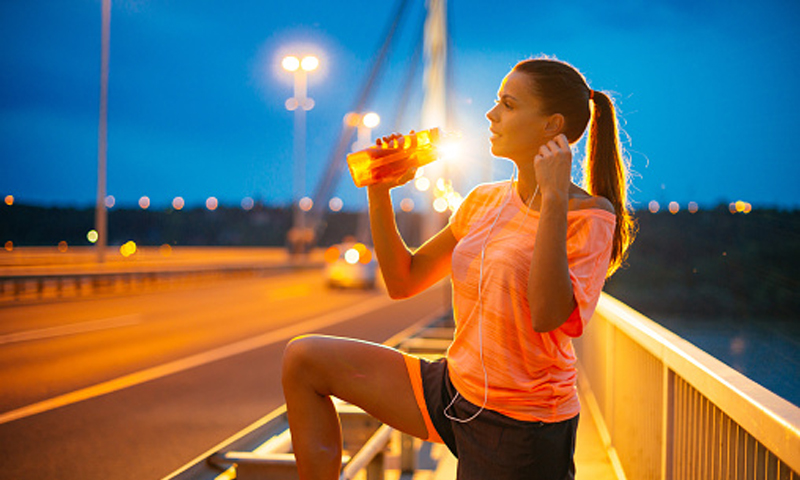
[283,55,318,242]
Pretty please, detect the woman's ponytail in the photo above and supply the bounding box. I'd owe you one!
[585,90,635,276]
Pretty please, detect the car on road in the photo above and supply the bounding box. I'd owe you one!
[323,240,378,289]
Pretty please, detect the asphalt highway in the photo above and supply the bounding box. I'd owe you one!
[0,269,450,479]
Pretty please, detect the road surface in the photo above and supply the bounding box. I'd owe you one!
[0,269,450,479]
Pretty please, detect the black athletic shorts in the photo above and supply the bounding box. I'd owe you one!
[418,357,578,480]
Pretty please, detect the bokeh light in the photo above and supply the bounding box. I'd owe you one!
[206,197,218,211]
[5,241,13,252]
[669,201,680,214]
[159,244,172,257]
[328,197,343,212]
[172,197,185,210]
[87,229,99,243]
[139,196,150,209]
[241,197,255,211]
[415,176,431,192]
[58,241,68,253]
[648,200,660,213]
[120,240,137,257]
[400,198,415,212]
[433,197,449,213]
[4,195,13,206]
[299,196,313,212]
[104,195,115,208]
[688,201,699,214]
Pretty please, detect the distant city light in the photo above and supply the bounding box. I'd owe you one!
[87,230,99,243]
[729,200,752,214]
[5,241,13,252]
[172,197,185,210]
[400,198,415,212]
[58,241,68,253]
[669,201,680,214]
[299,196,313,212]
[105,195,115,208]
[206,197,218,211]
[241,197,255,211]
[4,195,13,206]
[120,240,137,257]
[139,196,150,209]
[328,197,343,212]
[688,201,699,214]
[648,200,660,213]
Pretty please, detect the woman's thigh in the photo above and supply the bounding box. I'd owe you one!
[282,335,428,439]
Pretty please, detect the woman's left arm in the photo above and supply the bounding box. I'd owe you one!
[528,134,577,332]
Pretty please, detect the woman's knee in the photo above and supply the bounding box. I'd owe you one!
[282,335,330,389]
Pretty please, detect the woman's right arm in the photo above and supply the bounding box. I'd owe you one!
[367,183,457,299]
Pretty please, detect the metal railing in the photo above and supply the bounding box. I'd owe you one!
[573,293,800,480]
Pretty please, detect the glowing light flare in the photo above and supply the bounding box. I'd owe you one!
[648,200,660,213]
[669,201,680,214]
[301,55,319,72]
[58,241,68,253]
[105,195,115,208]
[324,246,341,264]
[5,241,13,252]
[446,191,464,212]
[87,230,99,243]
[4,195,13,206]
[328,197,343,212]
[299,196,313,212]
[120,240,137,257]
[362,112,380,129]
[344,247,360,265]
[206,197,218,211]
[353,243,372,265]
[433,197,449,213]
[282,56,300,72]
[414,176,431,192]
[139,196,150,210]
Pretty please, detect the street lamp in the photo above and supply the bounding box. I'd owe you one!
[283,54,318,255]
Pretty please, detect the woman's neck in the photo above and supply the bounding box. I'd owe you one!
[514,163,539,206]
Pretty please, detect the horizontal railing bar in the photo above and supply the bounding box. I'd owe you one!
[595,293,800,473]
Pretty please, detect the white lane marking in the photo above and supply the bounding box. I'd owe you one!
[0,294,394,425]
[0,315,142,346]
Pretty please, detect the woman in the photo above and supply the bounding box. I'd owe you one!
[282,57,634,479]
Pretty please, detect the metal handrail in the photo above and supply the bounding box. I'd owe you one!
[574,293,800,479]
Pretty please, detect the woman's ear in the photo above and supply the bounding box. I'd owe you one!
[544,113,565,137]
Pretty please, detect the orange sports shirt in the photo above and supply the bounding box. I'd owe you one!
[447,181,615,423]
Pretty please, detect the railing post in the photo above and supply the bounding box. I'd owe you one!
[400,433,416,473]
[662,365,675,480]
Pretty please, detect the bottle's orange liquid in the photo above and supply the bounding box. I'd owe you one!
[347,128,441,188]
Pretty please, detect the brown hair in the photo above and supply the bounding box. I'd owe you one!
[513,57,635,275]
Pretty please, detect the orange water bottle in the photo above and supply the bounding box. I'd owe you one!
[346,128,441,188]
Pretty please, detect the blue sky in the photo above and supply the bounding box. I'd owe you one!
[2,0,799,211]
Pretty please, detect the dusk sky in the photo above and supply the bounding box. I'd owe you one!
[2,0,799,211]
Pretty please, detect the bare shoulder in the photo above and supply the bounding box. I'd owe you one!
[568,187,615,214]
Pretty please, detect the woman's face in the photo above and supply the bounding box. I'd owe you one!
[485,70,552,162]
